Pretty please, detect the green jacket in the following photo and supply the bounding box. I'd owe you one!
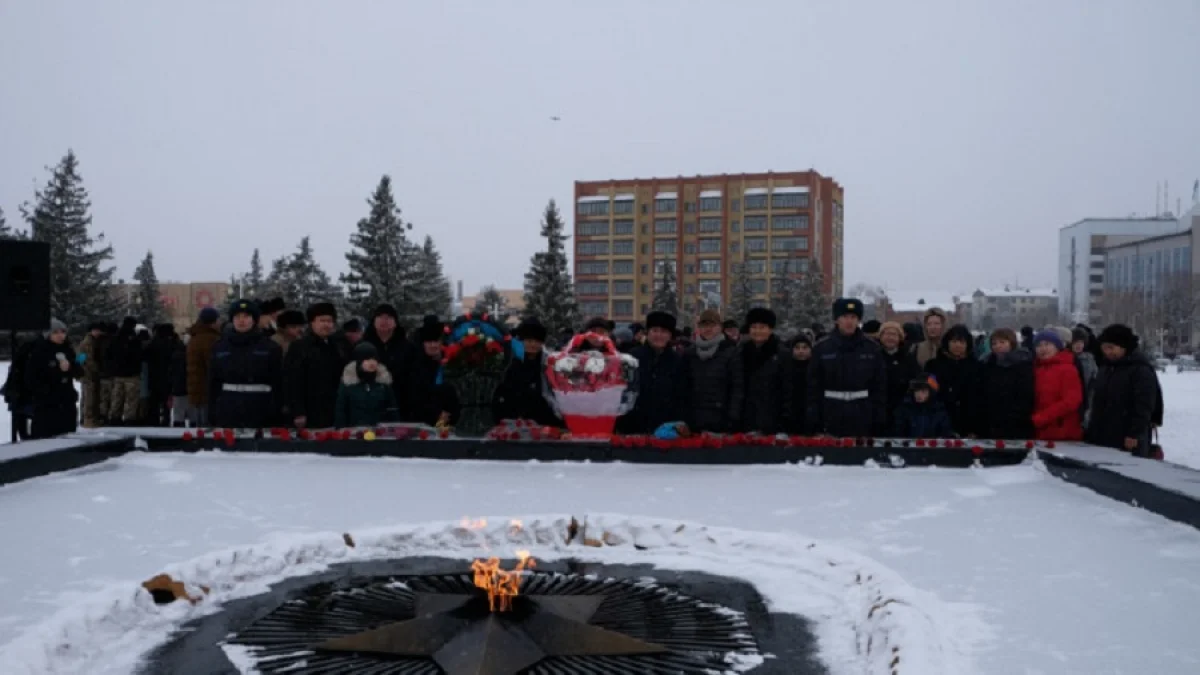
[334,362,399,427]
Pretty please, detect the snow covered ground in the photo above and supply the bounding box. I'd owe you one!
[0,452,1199,674]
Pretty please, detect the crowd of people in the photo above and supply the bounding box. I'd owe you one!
[1,295,1165,458]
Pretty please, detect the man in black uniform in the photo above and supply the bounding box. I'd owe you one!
[208,299,284,428]
[807,298,888,437]
[284,302,348,430]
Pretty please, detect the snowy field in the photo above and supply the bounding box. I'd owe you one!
[0,452,1199,674]
[4,361,1200,469]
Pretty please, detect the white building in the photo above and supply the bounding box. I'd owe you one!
[1058,217,1184,323]
[969,287,1058,330]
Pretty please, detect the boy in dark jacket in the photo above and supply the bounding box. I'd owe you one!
[1085,324,1161,458]
[335,342,399,427]
[893,376,954,439]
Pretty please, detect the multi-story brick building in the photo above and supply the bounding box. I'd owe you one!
[113,281,231,332]
[573,171,843,322]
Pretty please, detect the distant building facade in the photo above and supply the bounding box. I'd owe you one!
[875,291,963,325]
[573,170,844,323]
[969,288,1058,331]
[1058,217,1184,323]
[113,281,231,332]
[460,288,524,328]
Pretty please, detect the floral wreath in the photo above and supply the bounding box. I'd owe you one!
[563,332,618,356]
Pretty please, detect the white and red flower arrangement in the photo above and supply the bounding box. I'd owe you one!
[544,332,639,439]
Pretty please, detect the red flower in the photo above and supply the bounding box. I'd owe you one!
[971,446,984,457]
[995,440,1006,449]
[181,431,194,441]
[418,430,430,440]
[462,334,480,347]
[486,341,502,355]
[196,428,206,439]
[915,439,926,447]
[299,428,312,440]
[439,428,451,439]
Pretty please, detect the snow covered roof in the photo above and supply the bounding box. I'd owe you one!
[743,187,768,196]
[699,190,722,198]
[882,290,960,312]
[655,192,678,199]
[577,195,608,203]
[773,186,810,195]
[976,288,1057,298]
[613,193,635,201]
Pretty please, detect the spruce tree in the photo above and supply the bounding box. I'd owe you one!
[412,234,452,320]
[238,248,266,300]
[789,261,832,332]
[474,285,510,320]
[342,175,413,317]
[133,251,168,325]
[523,200,579,335]
[726,253,756,327]
[651,258,679,315]
[22,150,120,328]
[265,237,344,309]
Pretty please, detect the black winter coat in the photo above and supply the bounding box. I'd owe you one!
[1085,350,1160,456]
[406,352,460,426]
[208,330,283,429]
[169,343,189,397]
[24,338,83,438]
[788,358,811,435]
[493,352,561,427]
[881,347,921,431]
[283,332,350,428]
[106,331,143,378]
[924,353,982,437]
[975,349,1035,439]
[740,336,791,434]
[363,327,415,416]
[621,345,690,434]
[684,340,744,433]
[145,336,177,399]
[807,330,888,437]
[2,341,37,411]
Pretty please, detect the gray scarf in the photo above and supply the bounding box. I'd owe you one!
[695,333,723,361]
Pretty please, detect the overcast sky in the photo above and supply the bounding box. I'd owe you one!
[2,0,1198,297]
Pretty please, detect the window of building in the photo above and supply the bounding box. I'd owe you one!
[577,281,609,295]
[685,243,696,254]
[699,196,721,212]
[577,261,608,275]
[699,259,721,274]
[745,259,765,274]
[655,198,677,213]
[685,221,695,234]
[771,215,808,230]
[580,301,608,315]
[730,242,741,254]
[699,280,720,295]
[698,217,721,233]
[641,283,649,293]
[612,239,634,255]
[612,300,633,317]
[685,264,695,274]
[578,241,609,255]
[613,219,634,235]
[771,192,809,209]
[698,238,721,253]
[612,280,634,295]
[585,221,614,237]
[770,258,794,275]
[731,198,741,212]
[654,259,678,274]
[744,216,766,231]
[771,236,807,252]
[613,260,634,275]
[730,220,740,232]
[751,279,767,293]
[745,237,767,252]
[654,219,677,234]
[613,200,634,215]
[744,195,767,210]
[1089,274,1103,284]
[684,201,695,213]
[654,239,677,254]
[577,200,609,216]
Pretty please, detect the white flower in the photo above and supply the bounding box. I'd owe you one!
[554,356,579,372]
[619,353,639,368]
[583,357,605,374]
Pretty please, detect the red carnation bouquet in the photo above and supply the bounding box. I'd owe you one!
[442,327,506,373]
[544,332,639,439]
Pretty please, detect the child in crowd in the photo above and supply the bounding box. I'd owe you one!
[893,376,954,439]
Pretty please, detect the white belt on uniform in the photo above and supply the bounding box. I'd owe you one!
[824,390,868,402]
[222,383,272,393]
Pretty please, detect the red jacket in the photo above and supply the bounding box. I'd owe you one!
[1032,350,1083,441]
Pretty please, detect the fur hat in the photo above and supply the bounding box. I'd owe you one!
[745,307,777,329]
[584,316,614,333]
[831,298,863,320]
[1032,330,1064,351]
[1098,324,1138,352]
[645,311,677,334]
[305,302,337,323]
[259,297,286,315]
[878,321,905,341]
[862,319,881,335]
[417,315,445,343]
[990,327,1019,348]
[276,309,306,329]
[342,318,363,334]
[372,303,399,321]
[515,317,548,342]
[228,299,260,322]
[722,319,738,330]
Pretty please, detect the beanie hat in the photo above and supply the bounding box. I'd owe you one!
[1048,325,1073,348]
[1032,330,1064,351]
[372,304,399,321]
[584,316,614,333]
[831,298,863,320]
[352,341,378,362]
[276,309,306,329]
[45,318,68,337]
[417,315,445,343]
[645,311,677,334]
[228,299,260,322]
[745,307,777,329]
[878,321,905,341]
[1071,327,1092,346]
[1098,324,1138,352]
[788,333,813,348]
[697,309,722,325]
[990,327,1018,348]
[198,307,220,325]
[305,302,337,323]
